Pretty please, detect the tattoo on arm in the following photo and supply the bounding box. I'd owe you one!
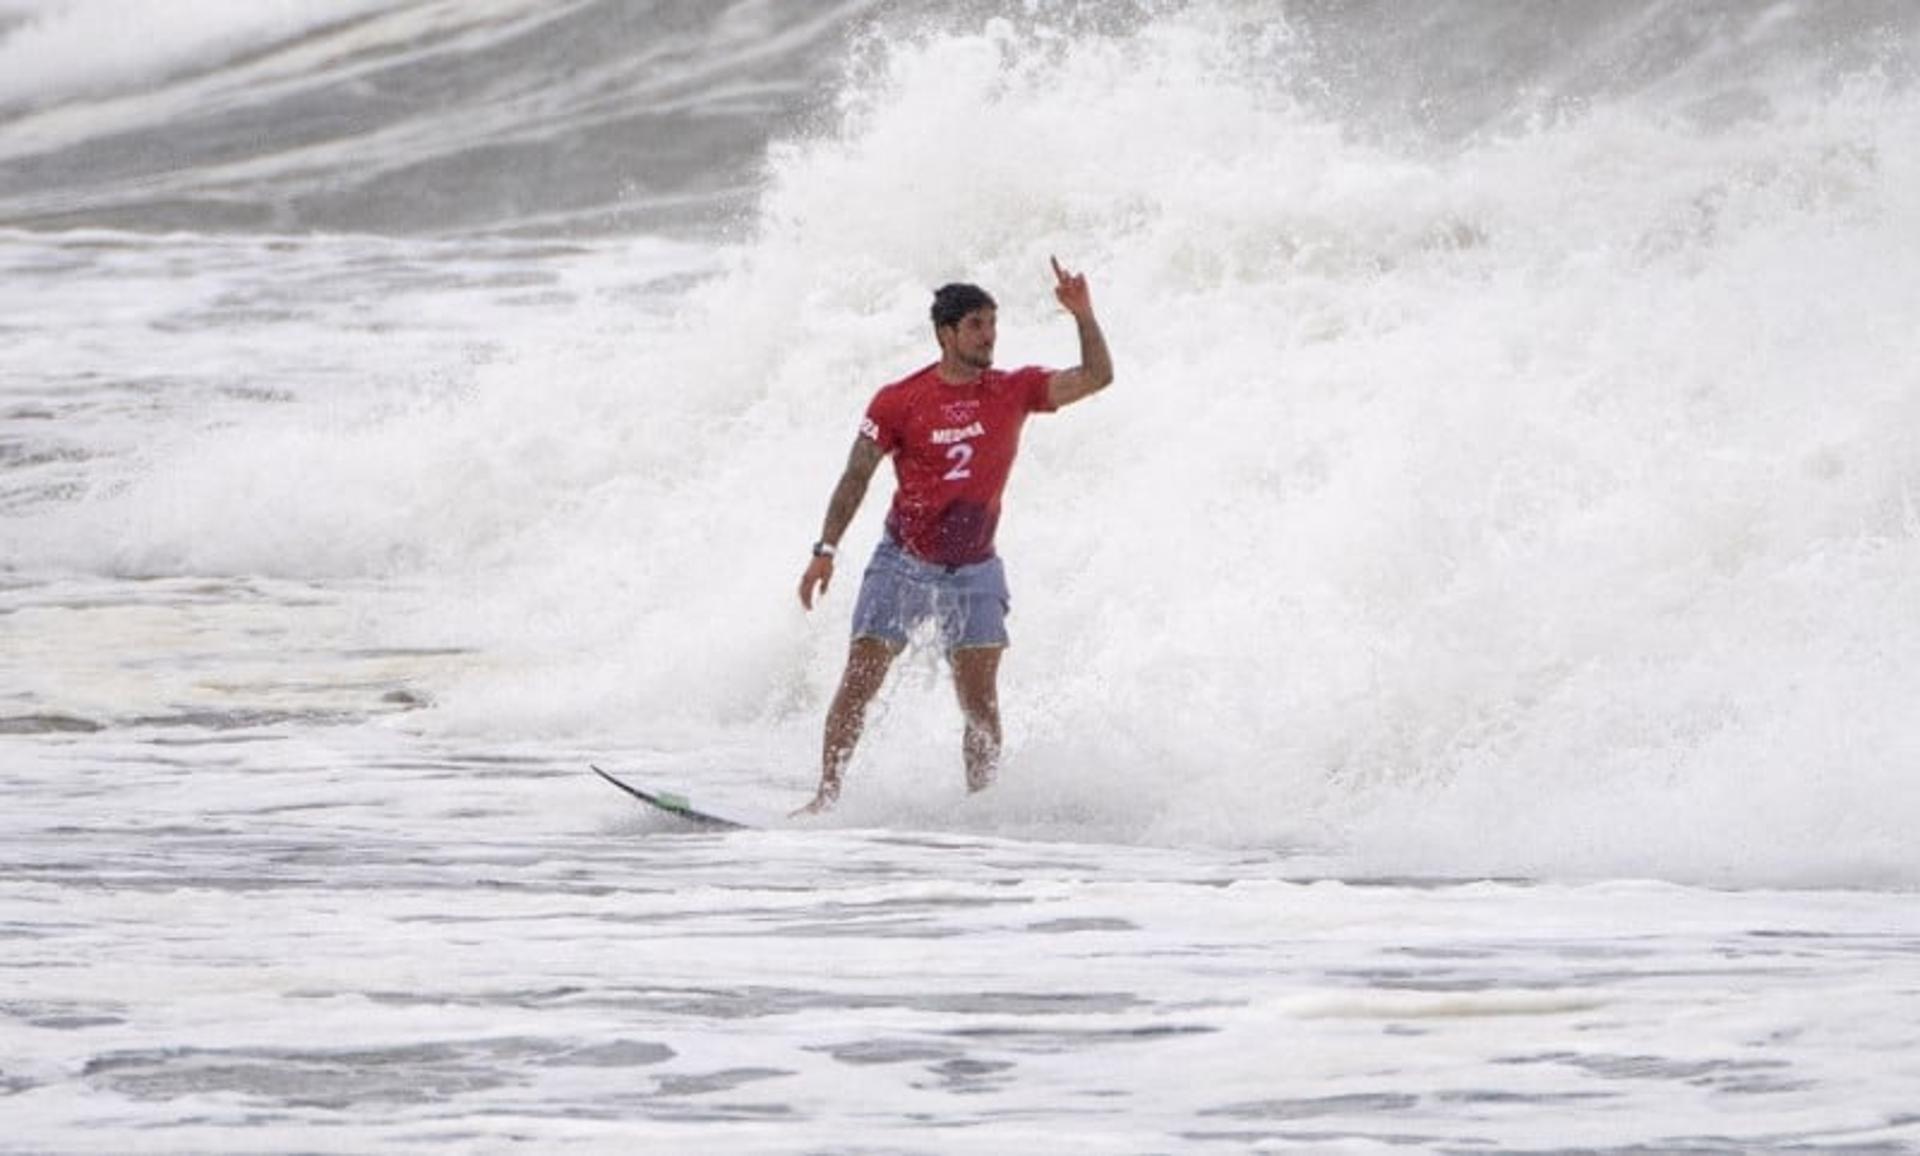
[820,436,884,546]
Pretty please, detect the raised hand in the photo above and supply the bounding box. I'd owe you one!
[1051,255,1093,318]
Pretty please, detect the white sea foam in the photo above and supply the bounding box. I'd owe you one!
[10,8,1920,1150]
[7,3,1920,887]
[442,7,1920,886]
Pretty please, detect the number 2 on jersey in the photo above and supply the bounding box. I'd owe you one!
[943,442,974,482]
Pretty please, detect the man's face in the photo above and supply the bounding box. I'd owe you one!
[942,308,996,370]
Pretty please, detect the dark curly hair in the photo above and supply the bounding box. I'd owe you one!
[930,283,996,329]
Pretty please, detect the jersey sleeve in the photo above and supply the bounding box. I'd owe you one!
[1013,365,1058,414]
[860,386,903,453]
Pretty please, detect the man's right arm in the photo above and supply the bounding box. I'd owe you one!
[799,435,885,609]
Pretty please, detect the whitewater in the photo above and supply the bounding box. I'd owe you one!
[4,1,1920,1150]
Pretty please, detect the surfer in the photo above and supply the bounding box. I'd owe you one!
[795,258,1113,814]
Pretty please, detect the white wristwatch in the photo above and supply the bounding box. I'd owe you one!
[812,541,837,559]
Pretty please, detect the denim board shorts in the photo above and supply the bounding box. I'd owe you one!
[850,536,1011,652]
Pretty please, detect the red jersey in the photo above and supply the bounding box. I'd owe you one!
[860,362,1056,566]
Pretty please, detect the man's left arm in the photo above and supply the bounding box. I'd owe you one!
[1046,257,1114,410]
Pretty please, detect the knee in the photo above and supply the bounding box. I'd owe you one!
[840,651,894,700]
[839,667,887,704]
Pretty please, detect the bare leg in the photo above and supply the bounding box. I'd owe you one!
[951,646,1003,793]
[798,637,897,814]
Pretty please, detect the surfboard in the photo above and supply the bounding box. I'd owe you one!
[590,764,755,831]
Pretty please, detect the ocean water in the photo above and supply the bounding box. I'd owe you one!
[5,1,1920,1150]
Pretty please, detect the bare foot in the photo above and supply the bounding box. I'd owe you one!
[790,781,840,817]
